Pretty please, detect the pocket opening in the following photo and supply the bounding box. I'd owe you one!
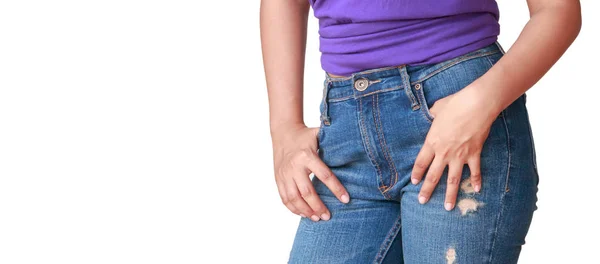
[413,82,435,123]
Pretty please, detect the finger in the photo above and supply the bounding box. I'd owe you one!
[467,155,482,193]
[444,161,464,211]
[411,144,435,184]
[293,175,330,221]
[278,180,302,217]
[285,175,321,221]
[306,155,350,205]
[418,157,446,204]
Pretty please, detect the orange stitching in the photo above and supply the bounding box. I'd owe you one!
[328,85,404,103]
[373,95,389,191]
[374,213,402,263]
[358,97,385,190]
[413,83,435,123]
[327,65,404,82]
[410,50,500,85]
[400,67,419,108]
[373,94,399,192]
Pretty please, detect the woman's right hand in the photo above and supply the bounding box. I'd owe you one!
[271,123,350,222]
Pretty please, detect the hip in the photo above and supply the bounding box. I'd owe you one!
[315,41,539,201]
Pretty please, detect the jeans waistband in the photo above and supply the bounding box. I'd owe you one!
[323,41,504,90]
[318,41,505,124]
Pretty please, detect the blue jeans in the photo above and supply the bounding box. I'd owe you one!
[288,42,539,264]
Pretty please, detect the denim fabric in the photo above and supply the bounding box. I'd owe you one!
[288,42,539,264]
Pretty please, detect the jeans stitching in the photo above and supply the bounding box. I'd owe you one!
[328,85,404,103]
[484,53,496,70]
[358,97,388,195]
[373,94,399,193]
[415,51,504,124]
[326,65,406,82]
[321,81,331,125]
[374,213,402,264]
[414,82,435,123]
[488,114,511,263]
[400,67,419,109]
[501,115,511,193]
[410,50,501,85]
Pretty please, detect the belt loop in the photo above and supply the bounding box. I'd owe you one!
[320,77,332,126]
[398,66,420,110]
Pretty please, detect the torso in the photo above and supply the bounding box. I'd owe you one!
[308,0,500,77]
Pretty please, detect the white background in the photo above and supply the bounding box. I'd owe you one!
[0,0,597,263]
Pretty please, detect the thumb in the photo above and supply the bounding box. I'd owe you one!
[429,104,436,118]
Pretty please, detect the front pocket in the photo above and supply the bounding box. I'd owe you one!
[412,83,433,122]
[411,54,504,123]
[413,82,435,122]
[413,80,504,124]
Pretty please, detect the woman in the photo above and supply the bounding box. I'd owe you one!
[260,0,581,263]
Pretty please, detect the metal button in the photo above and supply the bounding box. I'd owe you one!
[415,83,421,90]
[354,78,369,91]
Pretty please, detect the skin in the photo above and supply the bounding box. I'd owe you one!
[411,0,581,211]
[260,0,581,221]
[260,0,348,222]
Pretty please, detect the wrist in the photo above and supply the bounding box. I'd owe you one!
[461,83,504,119]
[270,121,306,140]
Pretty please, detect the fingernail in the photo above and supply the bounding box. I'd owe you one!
[320,213,330,221]
[310,215,320,221]
[411,178,419,184]
[445,203,453,211]
[300,214,307,218]
[341,194,350,203]
[418,195,427,204]
[474,184,481,192]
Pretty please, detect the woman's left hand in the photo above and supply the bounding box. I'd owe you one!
[410,86,500,211]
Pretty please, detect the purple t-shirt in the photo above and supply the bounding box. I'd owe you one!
[307,0,500,76]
